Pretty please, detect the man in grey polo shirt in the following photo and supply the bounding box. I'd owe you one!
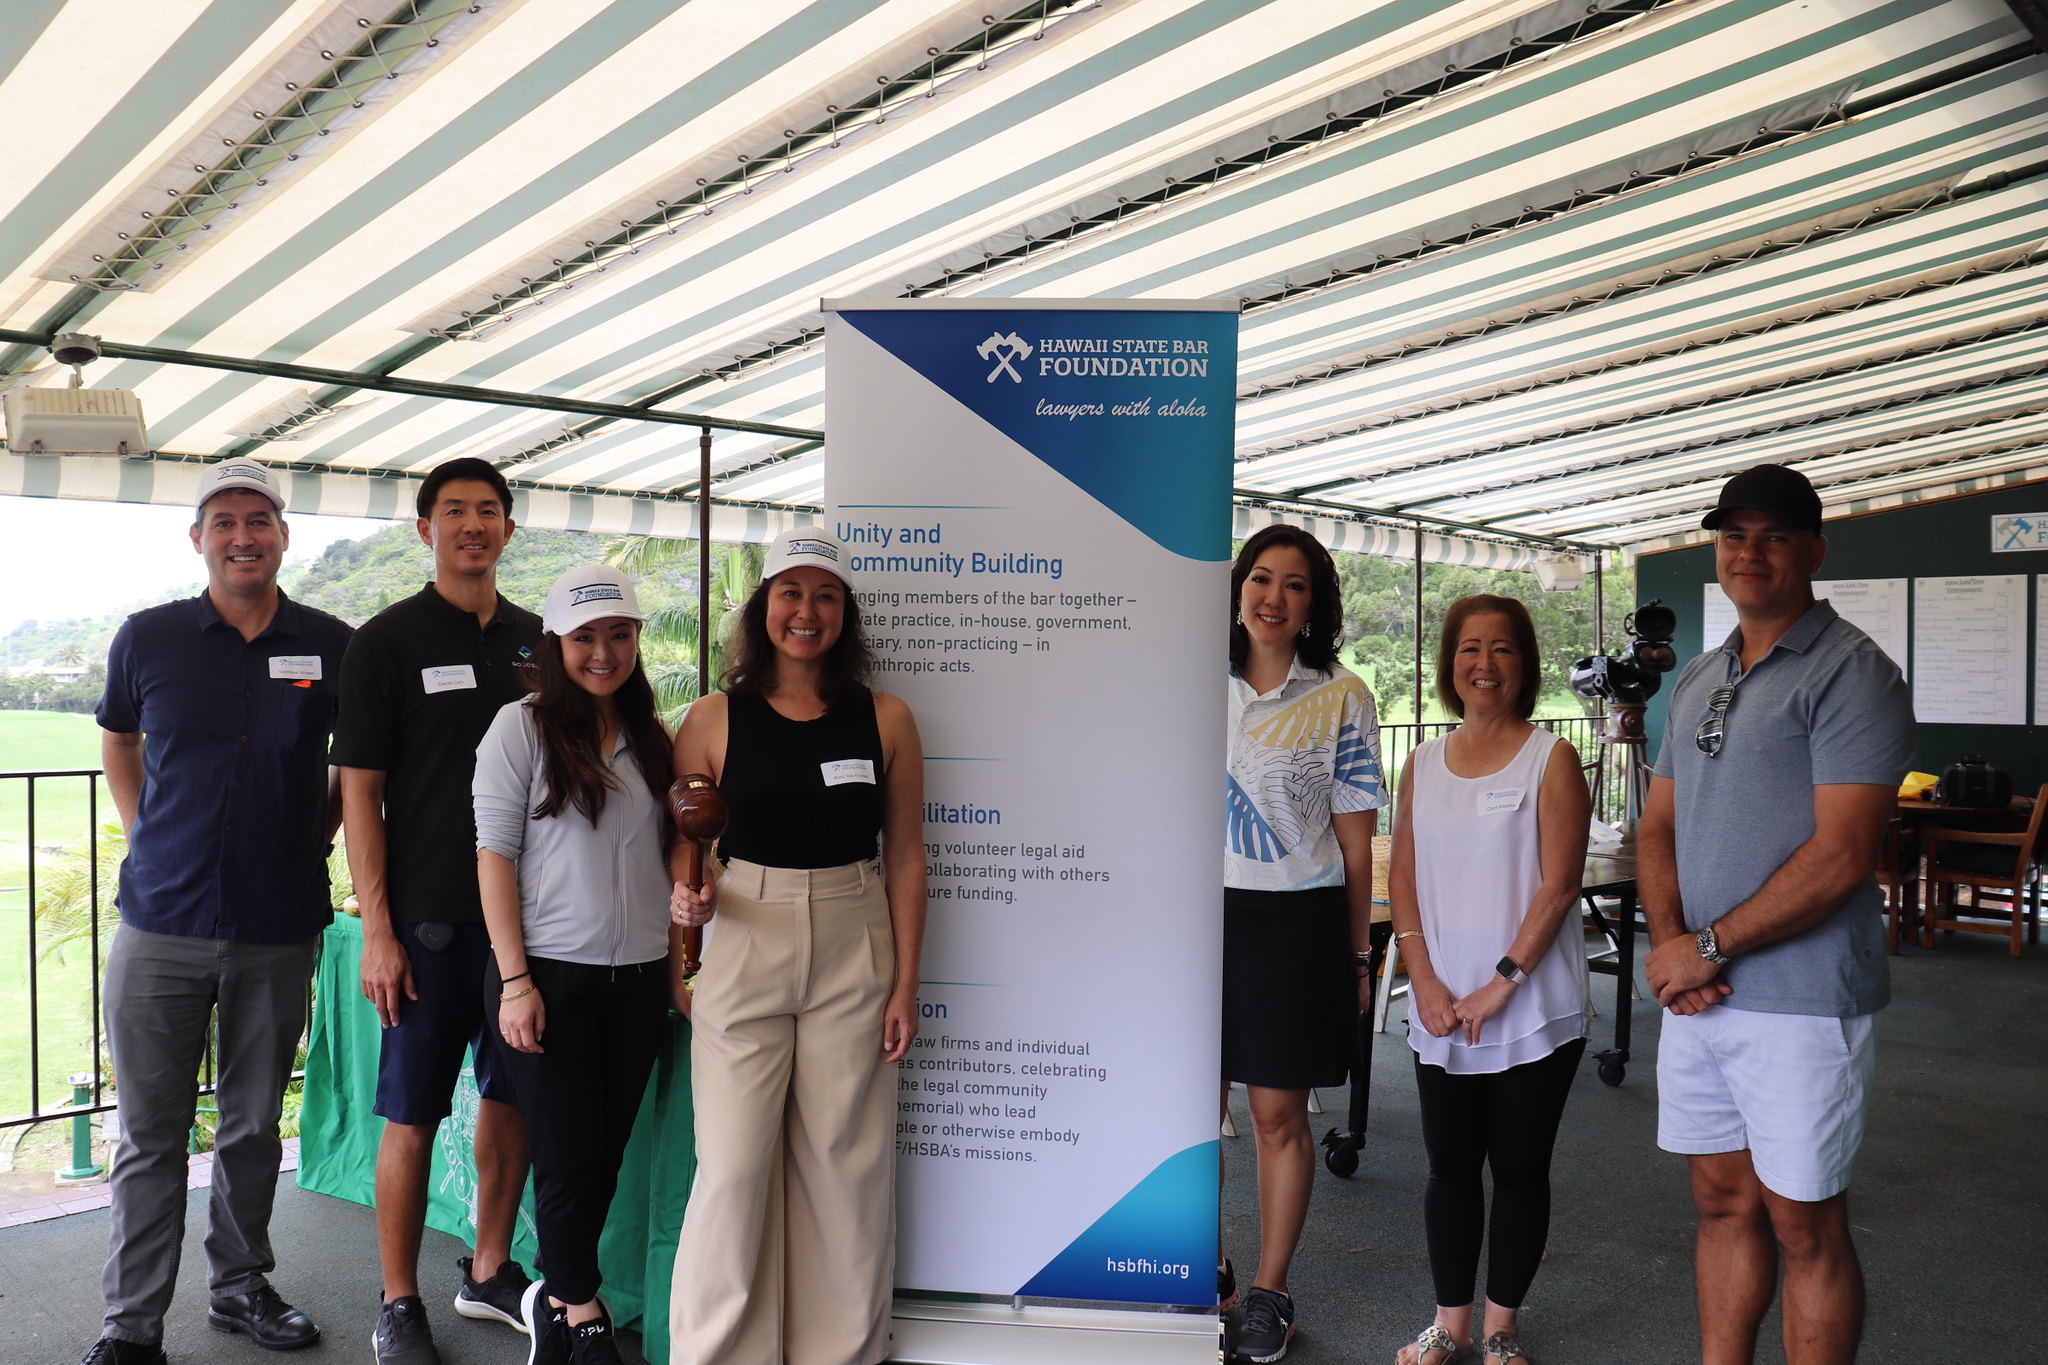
[1641,464,1914,1365]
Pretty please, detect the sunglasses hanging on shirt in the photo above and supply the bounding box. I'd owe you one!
[1694,684,1736,757]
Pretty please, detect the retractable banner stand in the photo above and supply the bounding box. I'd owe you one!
[822,298,1235,1364]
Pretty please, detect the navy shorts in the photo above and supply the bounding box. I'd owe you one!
[373,921,512,1126]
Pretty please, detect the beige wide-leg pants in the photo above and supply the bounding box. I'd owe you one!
[671,858,897,1365]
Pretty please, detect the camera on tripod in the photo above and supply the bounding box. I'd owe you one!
[1571,600,1679,709]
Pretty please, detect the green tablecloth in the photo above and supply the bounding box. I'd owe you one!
[297,915,695,1361]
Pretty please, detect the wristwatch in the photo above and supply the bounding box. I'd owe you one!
[1696,924,1731,965]
[1495,955,1527,986]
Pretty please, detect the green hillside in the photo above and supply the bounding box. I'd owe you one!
[2,523,703,694]
[285,522,696,622]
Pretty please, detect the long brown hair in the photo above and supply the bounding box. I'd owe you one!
[528,630,674,835]
[721,574,875,706]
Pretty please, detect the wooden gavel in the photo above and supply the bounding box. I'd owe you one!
[668,773,729,977]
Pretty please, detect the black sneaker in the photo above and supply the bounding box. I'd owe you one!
[373,1295,441,1365]
[566,1312,625,1365]
[521,1280,572,1365]
[455,1255,533,1333]
[1218,1256,1239,1311]
[1234,1286,1296,1363]
[80,1339,167,1365]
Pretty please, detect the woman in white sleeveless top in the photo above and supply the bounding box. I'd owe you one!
[1389,596,1591,1365]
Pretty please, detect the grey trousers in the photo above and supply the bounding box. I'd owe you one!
[100,924,318,1345]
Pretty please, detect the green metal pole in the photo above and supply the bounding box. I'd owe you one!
[61,1072,102,1180]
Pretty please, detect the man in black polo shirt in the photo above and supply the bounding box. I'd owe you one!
[331,458,543,1365]
[86,459,352,1365]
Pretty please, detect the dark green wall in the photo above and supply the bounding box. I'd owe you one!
[1636,478,2048,791]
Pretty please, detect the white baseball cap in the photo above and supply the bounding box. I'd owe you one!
[542,564,646,635]
[761,530,853,588]
[195,458,286,513]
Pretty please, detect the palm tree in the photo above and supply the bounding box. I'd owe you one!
[605,537,763,725]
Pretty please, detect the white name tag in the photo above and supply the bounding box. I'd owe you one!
[269,655,322,681]
[821,758,876,787]
[1480,786,1525,816]
[422,665,477,694]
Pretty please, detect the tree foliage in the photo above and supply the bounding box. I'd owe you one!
[607,537,763,725]
[1330,552,1631,723]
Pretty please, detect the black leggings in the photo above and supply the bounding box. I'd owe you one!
[1413,1036,1585,1309]
[488,955,668,1305]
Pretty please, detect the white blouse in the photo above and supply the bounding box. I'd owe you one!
[1406,728,1589,1073]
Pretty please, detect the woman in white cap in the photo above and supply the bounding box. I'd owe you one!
[472,564,678,1365]
[667,530,925,1365]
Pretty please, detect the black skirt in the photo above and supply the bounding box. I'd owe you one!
[1222,885,1354,1088]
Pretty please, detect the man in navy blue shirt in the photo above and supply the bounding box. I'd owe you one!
[84,460,353,1365]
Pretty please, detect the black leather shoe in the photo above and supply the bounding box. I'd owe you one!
[81,1338,167,1365]
[208,1285,321,1350]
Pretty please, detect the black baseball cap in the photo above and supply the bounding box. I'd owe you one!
[1701,464,1823,534]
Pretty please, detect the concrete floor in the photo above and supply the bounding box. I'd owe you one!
[3,930,2040,1365]
[1216,929,2045,1364]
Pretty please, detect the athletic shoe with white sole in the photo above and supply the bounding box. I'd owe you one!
[454,1255,533,1333]
[1234,1286,1296,1363]
[372,1296,440,1365]
[521,1280,572,1365]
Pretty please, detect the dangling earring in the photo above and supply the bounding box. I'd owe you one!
[1234,610,1243,625]
[1299,623,1310,638]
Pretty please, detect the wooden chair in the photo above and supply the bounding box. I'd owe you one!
[1878,816,1919,954]
[1920,786,2046,958]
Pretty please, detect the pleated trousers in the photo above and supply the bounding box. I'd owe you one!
[670,858,896,1365]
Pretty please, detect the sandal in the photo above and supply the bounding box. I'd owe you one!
[1480,1330,1529,1363]
[1397,1324,1472,1365]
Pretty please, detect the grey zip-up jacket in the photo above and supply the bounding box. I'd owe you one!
[473,696,669,966]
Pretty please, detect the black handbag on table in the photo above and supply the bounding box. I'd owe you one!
[1936,755,2011,808]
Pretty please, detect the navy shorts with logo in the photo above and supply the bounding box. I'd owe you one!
[373,921,511,1125]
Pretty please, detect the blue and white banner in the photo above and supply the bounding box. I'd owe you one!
[824,299,1234,1314]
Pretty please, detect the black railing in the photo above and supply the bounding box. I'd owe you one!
[2,730,1637,1134]
[0,769,113,1131]
[1377,713,1639,826]
[0,767,299,1137]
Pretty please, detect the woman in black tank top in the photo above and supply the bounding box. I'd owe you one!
[665,532,925,1365]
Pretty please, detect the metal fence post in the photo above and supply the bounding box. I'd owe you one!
[59,1072,102,1181]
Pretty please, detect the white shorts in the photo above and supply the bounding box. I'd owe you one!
[1656,1005,1877,1202]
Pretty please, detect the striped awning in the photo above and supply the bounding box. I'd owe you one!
[3,0,2044,557]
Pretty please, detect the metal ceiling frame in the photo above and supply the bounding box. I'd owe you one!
[0,0,490,377]
[0,327,821,442]
[1295,308,2048,504]
[428,0,1108,344]
[642,0,1691,402]
[1234,246,2046,464]
[0,324,1610,555]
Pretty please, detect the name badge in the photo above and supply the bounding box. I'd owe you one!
[1480,786,1525,816]
[821,758,877,787]
[422,665,478,694]
[269,655,322,681]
